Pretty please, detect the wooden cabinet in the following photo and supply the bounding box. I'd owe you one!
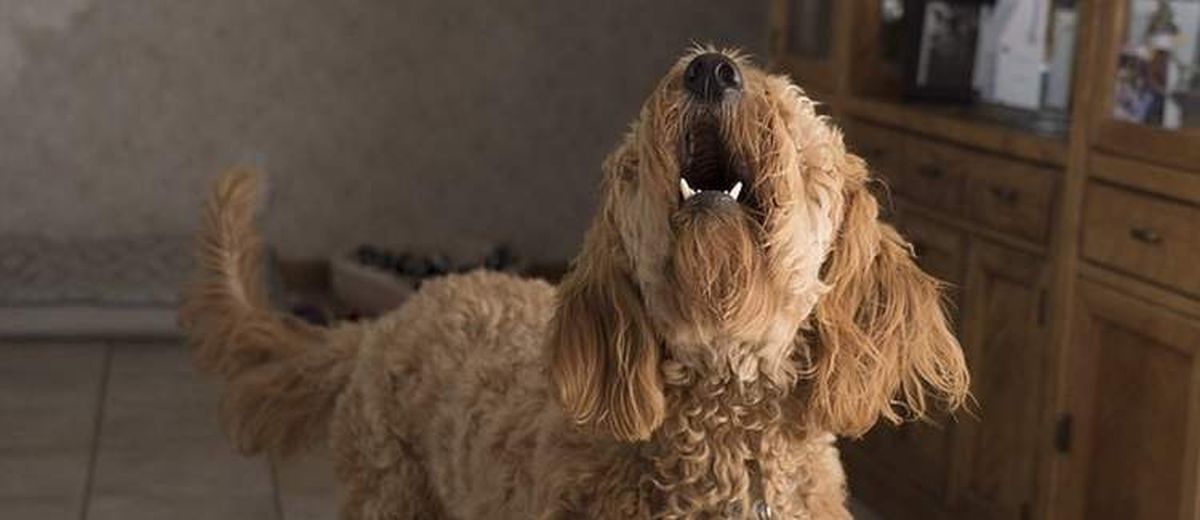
[776,2,1200,518]
[954,243,1049,519]
[1059,282,1200,520]
[842,120,1056,520]
[768,0,841,95]
[844,228,1053,520]
[850,212,965,512]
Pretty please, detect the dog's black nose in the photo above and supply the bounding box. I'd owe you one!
[683,53,742,102]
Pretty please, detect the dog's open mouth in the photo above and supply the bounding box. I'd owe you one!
[679,118,750,208]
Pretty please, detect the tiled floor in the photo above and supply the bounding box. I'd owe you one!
[0,342,337,520]
[1,341,883,520]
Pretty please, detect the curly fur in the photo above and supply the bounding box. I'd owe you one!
[181,48,968,519]
[178,168,365,455]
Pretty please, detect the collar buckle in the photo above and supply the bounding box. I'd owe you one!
[753,499,773,520]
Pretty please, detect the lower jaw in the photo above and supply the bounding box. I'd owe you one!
[667,214,774,324]
[673,196,748,225]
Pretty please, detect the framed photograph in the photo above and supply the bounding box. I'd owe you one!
[1113,1,1200,129]
[902,0,986,102]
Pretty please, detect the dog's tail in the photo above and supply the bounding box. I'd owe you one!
[179,167,363,456]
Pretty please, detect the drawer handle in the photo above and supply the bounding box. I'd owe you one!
[1129,227,1164,245]
[989,186,1020,205]
[916,166,944,180]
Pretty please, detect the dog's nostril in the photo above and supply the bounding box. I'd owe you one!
[684,53,742,102]
[714,62,740,90]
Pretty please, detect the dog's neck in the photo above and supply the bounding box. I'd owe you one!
[643,341,803,517]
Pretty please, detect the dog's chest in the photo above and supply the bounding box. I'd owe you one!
[640,437,788,519]
[635,382,803,519]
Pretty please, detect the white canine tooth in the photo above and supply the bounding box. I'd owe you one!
[728,181,743,200]
[680,178,697,200]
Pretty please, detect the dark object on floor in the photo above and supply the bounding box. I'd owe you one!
[290,302,330,326]
[351,243,522,279]
[333,243,528,317]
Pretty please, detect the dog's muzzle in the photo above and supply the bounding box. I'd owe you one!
[684,53,743,103]
[677,53,758,217]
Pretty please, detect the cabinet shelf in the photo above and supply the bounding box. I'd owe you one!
[839,96,1070,167]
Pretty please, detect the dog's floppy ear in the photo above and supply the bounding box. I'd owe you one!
[549,167,665,442]
[804,161,969,436]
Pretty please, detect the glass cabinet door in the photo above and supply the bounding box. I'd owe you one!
[1111,1,1200,129]
[1096,0,1200,169]
[786,0,833,59]
[847,0,906,98]
[770,0,837,93]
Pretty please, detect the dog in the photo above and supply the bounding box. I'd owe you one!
[180,48,969,519]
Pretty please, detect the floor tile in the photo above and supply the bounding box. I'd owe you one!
[98,399,226,449]
[0,342,105,519]
[0,496,80,519]
[274,449,339,520]
[87,493,278,520]
[0,342,107,410]
[104,344,216,406]
[99,345,225,449]
[0,403,100,450]
[0,447,92,498]
[87,342,279,520]
[90,441,275,499]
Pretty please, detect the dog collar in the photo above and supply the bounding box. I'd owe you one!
[748,460,773,520]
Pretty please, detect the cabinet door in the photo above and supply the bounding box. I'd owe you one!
[1057,281,1200,520]
[1092,0,1200,170]
[843,213,967,520]
[862,214,966,478]
[769,0,838,93]
[953,241,1049,518]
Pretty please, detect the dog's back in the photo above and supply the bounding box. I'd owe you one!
[333,271,571,518]
[180,168,576,518]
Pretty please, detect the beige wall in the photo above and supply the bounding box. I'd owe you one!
[0,1,765,263]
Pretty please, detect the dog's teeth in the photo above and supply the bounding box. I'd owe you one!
[680,178,697,201]
[728,182,743,200]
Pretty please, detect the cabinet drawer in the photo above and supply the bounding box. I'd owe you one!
[844,120,908,189]
[964,152,1057,243]
[1082,182,1200,299]
[894,211,966,286]
[901,139,967,214]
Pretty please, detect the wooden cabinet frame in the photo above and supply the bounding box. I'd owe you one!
[767,0,853,98]
[1090,0,1200,170]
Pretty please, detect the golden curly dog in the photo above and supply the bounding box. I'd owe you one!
[180,48,969,519]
